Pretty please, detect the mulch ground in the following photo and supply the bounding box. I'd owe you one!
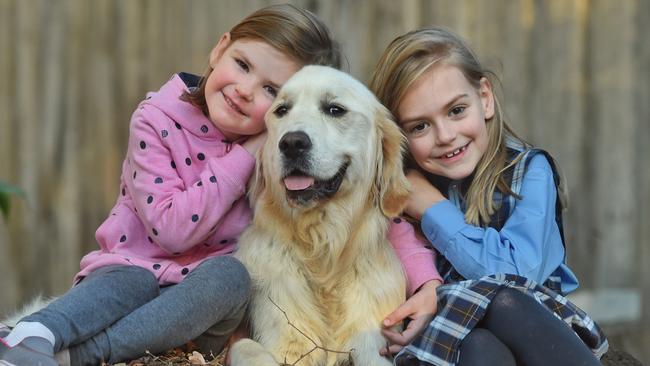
[105,345,643,366]
[601,347,644,366]
[105,344,227,366]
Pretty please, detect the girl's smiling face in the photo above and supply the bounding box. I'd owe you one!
[397,63,494,181]
[204,33,300,141]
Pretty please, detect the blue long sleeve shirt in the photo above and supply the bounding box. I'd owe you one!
[421,154,579,294]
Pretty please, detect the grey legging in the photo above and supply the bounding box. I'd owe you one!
[22,256,250,365]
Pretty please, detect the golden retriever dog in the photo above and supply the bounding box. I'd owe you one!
[230,65,410,366]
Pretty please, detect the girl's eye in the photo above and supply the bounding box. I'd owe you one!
[235,58,249,72]
[409,122,429,135]
[449,105,466,117]
[264,85,277,98]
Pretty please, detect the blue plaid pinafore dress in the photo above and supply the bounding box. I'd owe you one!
[397,141,609,365]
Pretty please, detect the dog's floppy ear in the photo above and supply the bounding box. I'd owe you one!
[375,107,411,217]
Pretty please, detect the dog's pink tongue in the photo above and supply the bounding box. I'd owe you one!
[283,176,314,190]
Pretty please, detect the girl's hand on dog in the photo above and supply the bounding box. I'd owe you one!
[404,170,446,220]
[379,279,441,356]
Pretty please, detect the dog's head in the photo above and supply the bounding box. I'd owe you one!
[251,65,409,218]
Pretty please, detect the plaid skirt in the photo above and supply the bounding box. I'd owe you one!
[397,274,609,366]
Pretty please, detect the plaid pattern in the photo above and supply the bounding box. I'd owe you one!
[399,274,609,365]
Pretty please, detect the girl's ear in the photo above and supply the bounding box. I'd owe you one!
[479,77,495,120]
[209,32,232,68]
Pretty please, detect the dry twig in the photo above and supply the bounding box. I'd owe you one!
[267,296,354,366]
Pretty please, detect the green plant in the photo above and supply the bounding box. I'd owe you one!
[0,181,24,219]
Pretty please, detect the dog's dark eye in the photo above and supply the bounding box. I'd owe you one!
[324,104,346,117]
[274,104,289,118]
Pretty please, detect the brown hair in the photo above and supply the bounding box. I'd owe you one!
[370,27,527,227]
[183,4,341,115]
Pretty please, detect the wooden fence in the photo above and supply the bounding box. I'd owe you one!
[0,0,648,362]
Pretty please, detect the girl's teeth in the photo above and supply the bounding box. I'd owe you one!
[225,95,242,114]
[444,145,466,158]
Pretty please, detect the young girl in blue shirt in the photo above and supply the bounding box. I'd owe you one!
[370,27,608,366]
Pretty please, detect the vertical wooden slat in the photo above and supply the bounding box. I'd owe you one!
[115,0,145,150]
[187,0,212,75]
[15,0,44,300]
[0,0,16,176]
[634,0,650,357]
[143,0,163,89]
[367,0,420,82]
[0,0,19,312]
[318,0,380,78]
[44,0,89,292]
[37,0,73,293]
[588,0,637,287]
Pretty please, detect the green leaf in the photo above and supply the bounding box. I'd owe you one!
[0,181,25,219]
[0,191,9,218]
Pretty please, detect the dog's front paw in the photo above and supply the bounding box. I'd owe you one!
[229,338,279,366]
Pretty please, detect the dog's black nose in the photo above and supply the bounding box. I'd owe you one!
[279,131,312,158]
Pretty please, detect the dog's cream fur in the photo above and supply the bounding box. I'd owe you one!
[2,296,54,327]
[230,66,410,366]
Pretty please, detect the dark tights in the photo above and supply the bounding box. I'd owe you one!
[457,288,600,366]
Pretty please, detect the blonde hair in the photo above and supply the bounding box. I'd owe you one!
[184,4,341,115]
[370,27,527,227]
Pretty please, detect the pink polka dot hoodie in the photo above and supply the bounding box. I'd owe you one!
[76,73,256,285]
